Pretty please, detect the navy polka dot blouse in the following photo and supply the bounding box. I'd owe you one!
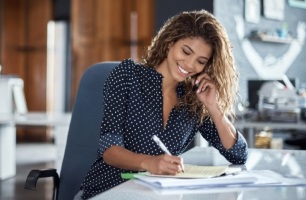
[80,59,248,199]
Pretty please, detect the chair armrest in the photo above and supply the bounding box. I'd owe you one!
[25,168,60,200]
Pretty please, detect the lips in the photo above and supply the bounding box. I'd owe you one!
[178,65,189,75]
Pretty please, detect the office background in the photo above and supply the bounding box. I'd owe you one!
[215,0,306,103]
[1,0,305,114]
[0,0,306,199]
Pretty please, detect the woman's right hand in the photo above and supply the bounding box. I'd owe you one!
[141,154,184,175]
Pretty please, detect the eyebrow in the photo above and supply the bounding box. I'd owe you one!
[183,45,209,60]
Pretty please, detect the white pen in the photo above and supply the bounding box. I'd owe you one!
[152,135,185,173]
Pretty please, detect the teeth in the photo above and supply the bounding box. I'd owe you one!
[178,66,188,74]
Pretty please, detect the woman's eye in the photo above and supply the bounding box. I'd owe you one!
[183,49,190,55]
[198,61,206,65]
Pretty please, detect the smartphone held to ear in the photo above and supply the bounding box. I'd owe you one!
[192,82,199,92]
[191,67,209,92]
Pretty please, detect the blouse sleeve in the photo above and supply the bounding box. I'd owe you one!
[198,119,248,164]
[98,59,133,156]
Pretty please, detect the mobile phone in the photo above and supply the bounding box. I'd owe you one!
[192,79,199,92]
[192,67,209,92]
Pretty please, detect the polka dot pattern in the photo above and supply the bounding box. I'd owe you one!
[80,59,248,199]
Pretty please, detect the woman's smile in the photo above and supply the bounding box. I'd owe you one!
[177,65,189,76]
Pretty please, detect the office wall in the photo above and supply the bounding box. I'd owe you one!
[215,0,306,103]
[155,0,213,31]
[53,0,70,20]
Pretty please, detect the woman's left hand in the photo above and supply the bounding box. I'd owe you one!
[193,73,218,108]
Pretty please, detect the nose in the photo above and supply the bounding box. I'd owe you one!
[185,58,197,71]
[186,58,198,73]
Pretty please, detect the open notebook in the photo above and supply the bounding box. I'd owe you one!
[147,165,242,179]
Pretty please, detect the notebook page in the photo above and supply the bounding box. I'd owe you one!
[147,165,238,179]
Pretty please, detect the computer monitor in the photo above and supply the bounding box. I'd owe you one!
[247,79,299,110]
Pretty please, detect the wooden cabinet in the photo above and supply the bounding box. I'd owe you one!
[1,0,52,142]
[70,0,154,108]
[0,0,154,141]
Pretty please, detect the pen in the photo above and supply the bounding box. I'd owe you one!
[152,135,185,173]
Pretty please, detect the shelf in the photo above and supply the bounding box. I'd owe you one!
[250,33,293,44]
[256,34,293,44]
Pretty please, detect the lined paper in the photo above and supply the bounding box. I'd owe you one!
[147,165,241,179]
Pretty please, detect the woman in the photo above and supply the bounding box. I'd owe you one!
[75,9,248,199]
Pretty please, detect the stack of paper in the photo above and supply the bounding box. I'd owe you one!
[133,165,306,190]
[134,173,257,189]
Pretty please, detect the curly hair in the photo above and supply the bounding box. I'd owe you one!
[140,10,239,123]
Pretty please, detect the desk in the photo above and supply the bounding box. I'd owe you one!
[234,119,306,148]
[92,147,306,200]
[0,112,71,180]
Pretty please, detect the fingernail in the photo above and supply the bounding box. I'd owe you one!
[195,79,199,84]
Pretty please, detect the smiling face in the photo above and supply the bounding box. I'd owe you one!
[157,37,212,83]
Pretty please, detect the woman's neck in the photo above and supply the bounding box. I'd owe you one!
[155,62,179,92]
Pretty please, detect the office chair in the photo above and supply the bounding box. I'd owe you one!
[24,62,119,200]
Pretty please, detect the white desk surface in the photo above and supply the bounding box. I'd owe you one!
[233,119,306,148]
[234,119,306,130]
[0,112,71,126]
[0,112,71,180]
[91,147,306,200]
